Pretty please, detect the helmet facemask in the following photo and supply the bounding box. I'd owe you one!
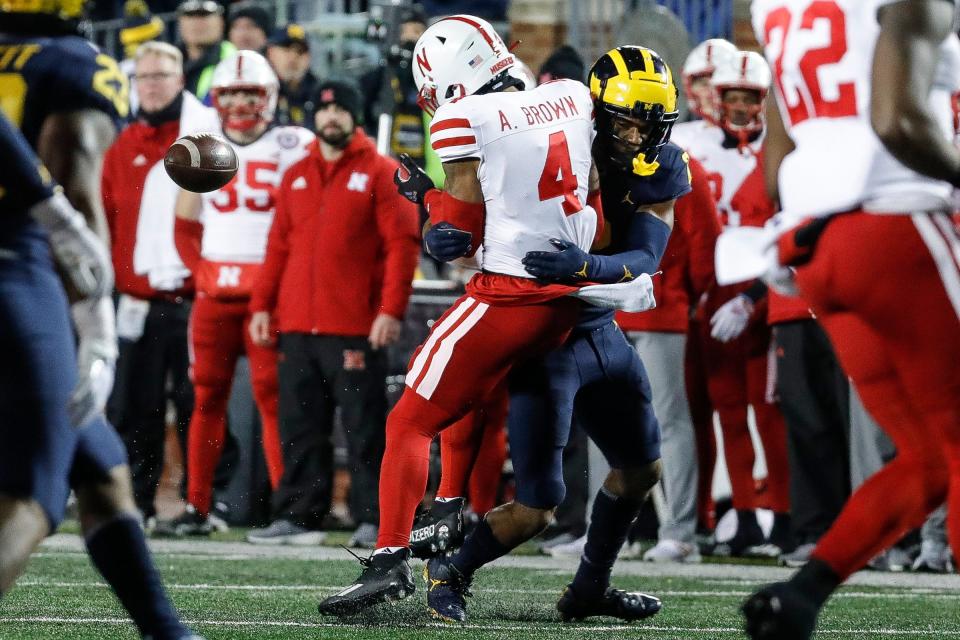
[212,86,271,131]
[595,97,678,175]
[715,85,766,146]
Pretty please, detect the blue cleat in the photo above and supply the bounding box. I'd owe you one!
[425,555,472,623]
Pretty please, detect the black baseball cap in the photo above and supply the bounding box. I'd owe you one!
[268,24,309,51]
[313,80,363,126]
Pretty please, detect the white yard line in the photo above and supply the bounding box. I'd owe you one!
[7,616,960,636]
[15,579,960,600]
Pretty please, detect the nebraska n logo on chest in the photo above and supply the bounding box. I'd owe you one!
[347,172,370,192]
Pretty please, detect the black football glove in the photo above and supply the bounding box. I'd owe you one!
[522,238,594,281]
[394,153,435,205]
[424,222,473,262]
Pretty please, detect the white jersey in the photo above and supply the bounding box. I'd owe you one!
[429,79,598,278]
[752,0,958,219]
[200,126,314,263]
[669,119,713,151]
[684,125,771,229]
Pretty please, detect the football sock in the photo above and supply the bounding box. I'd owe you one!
[85,514,188,639]
[450,519,510,577]
[437,412,482,500]
[716,405,756,509]
[789,558,841,608]
[571,487,641,599]
[753,402,791,513]
[468,411,507,516]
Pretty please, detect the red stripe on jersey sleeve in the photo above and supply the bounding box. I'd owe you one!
[432,135,477,150]
[430,118,472,134]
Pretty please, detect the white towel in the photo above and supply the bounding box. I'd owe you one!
[133,91,221,291]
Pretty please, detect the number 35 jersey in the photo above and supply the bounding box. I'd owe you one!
[752,0,959,219]
[199,126,314,264]
[429,79,598,279]
[0,34,128,146]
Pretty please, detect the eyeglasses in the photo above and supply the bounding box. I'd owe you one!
[134,72,180,83]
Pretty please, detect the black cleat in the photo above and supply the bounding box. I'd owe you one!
[425,555,472,623]
[317,548,415,616]
[742,581,818,640]
[409,498,465,559]
[713,509,766,557]
[557,584,662,622]
[152,504,213,538]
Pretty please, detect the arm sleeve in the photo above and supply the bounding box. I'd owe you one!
[249,172,293,313]
[682,156,722,297]
[429,101,482,162]
[585,212,672,283]
[374,156,421,319]
[173,216,202,273]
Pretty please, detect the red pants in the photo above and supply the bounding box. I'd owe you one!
[698,288,791,514]
[377,293,580,548]
[436,382,509,516]
[186,295,283,515]
[685,317,717,529]
[799,212,960,580]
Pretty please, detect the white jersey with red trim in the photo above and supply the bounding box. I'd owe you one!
[200,126,314,263]
[684,126,773,229]
[428,79,598,278]
[752,0,958,219]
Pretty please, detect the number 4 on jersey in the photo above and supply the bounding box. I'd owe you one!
[538,131,583,215]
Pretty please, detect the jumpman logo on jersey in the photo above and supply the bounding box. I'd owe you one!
[622,191,634,205]
[574,261,589,279]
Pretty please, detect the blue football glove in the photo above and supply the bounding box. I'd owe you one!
[425,222,473,262]
[522,238,593,281]
[394,153,435,205]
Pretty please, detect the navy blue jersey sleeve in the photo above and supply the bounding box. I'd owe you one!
[624,143,692,206]
[0,112,54,215]
[0,35,128,146]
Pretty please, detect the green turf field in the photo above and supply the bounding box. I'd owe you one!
[4,535,960,639]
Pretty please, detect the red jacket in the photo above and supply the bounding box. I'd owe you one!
[617,156,721,333]
[250,130,420,336]
[102,118,194,300]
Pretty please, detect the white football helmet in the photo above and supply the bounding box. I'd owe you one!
[412,14,516,115]
[210,50,279,131]
[711,50,771,138]
[508,57,537,90]
[681,38,737,119]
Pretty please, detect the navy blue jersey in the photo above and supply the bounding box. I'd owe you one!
[595,142,691,257]
[0,34,128,148]
[0,111,54,215]
[579,142,692,329]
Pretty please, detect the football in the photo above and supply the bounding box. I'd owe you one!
[164,133,238,193]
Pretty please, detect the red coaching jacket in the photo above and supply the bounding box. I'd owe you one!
[617,156,721,333]
[102,117,194,300]
[250,129,420,336]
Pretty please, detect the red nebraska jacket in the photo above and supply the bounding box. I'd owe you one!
[249,130,420,336]
[617,156,721,333]
[102,117,194,300]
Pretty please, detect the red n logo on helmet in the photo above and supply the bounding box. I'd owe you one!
[416,50,432,74]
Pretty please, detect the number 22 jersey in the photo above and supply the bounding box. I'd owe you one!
[752,0,959,219]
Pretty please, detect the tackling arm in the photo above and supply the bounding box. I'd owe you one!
[173,189,203,271]
[763,96,795,203]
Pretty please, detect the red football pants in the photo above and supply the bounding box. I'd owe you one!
[685,318,717,529]
[377,294,580,548]
[698,290,791,513]
[187,296,283,515]
[436,381,509,516]
[798,212,960,580]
